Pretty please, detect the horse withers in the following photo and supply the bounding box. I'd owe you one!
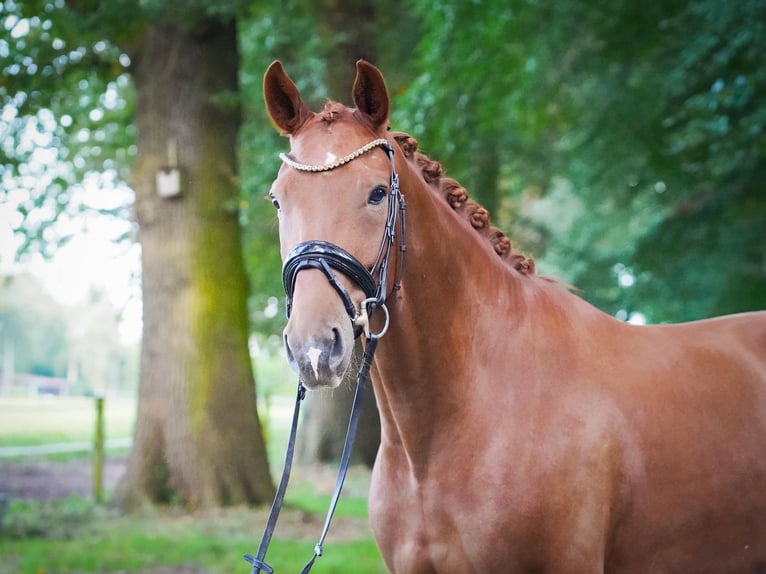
[262,59,766,573]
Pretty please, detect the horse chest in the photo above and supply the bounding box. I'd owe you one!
[368,446,555,573]
[369,458,487,573]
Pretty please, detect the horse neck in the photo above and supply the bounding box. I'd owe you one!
[370,164,539,466]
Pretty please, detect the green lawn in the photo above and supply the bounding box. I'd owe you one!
[0,491,386,574]
[0,395,136,447]
[0,395,386,573]
[0,394,291,452]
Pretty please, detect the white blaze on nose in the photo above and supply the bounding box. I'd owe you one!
[307,347,322,379]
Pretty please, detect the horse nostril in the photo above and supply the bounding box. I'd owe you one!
[329,327,345,369]
[284,333,297,369]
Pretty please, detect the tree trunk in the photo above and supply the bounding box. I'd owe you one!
[295,0,382,468]
[114,18,274,510]
[297,341,379,467]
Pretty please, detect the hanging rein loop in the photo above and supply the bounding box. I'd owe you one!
[244,138,406,574]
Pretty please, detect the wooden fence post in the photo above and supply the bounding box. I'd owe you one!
[93,396,105,503]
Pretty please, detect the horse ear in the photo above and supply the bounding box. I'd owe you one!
[352,59,390,131]
[263,60,312,136]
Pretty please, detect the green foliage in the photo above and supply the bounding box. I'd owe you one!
[395,0,560,218]
[398,0,765,322]
[554,0,766,321]
[0,274,68,377]
[0,0,135,257]
[0,496,97,540]
[629,0,766,320]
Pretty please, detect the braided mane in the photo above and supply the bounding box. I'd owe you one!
[309,106,535,275]
[392,132,536,276]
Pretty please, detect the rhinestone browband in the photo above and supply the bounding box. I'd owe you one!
[279,138,390,172]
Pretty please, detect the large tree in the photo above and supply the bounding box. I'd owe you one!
[1,0,274,509]
[114,10,275,510]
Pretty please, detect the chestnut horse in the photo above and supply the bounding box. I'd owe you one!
[262,60,766,573]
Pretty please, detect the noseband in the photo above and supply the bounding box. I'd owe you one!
[244,138,406,574]
[280,138,406,337]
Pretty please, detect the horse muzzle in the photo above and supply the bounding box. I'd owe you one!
[283,326,351,389]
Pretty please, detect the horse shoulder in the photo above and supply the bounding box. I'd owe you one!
[511,386,635,570]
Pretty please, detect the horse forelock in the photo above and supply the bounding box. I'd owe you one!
[319,101,350,124]
[392,132,537,276]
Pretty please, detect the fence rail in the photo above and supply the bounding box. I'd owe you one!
[0,437,131,459]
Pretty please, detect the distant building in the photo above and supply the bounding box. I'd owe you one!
[12,373,71,396]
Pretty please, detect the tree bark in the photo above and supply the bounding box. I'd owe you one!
[114,18,274,510]
[297,342,379,467]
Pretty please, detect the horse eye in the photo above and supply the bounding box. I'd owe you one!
[368,186,387,205]
[268,193,280,210]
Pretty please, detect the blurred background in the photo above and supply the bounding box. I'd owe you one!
[1,0,764,572]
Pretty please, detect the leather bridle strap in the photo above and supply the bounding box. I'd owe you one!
[282,241,377,321]
[243,379,305,574]
[298,335,377,573]
[244,336,377,574]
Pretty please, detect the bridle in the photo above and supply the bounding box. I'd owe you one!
[280,137,406,337]
[244,138,406,574]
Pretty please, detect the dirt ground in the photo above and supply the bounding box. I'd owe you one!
[0,458,217,573]
[0,456,126,501]
[0,457,372,504]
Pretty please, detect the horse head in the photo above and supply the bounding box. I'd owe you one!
[263,60,402,389]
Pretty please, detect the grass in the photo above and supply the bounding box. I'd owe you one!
[0,395,386,573]
[0,485,386,574]
[2,536,384,574]
[0,395,136,447]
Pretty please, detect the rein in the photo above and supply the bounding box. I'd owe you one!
[244,138,405,574]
